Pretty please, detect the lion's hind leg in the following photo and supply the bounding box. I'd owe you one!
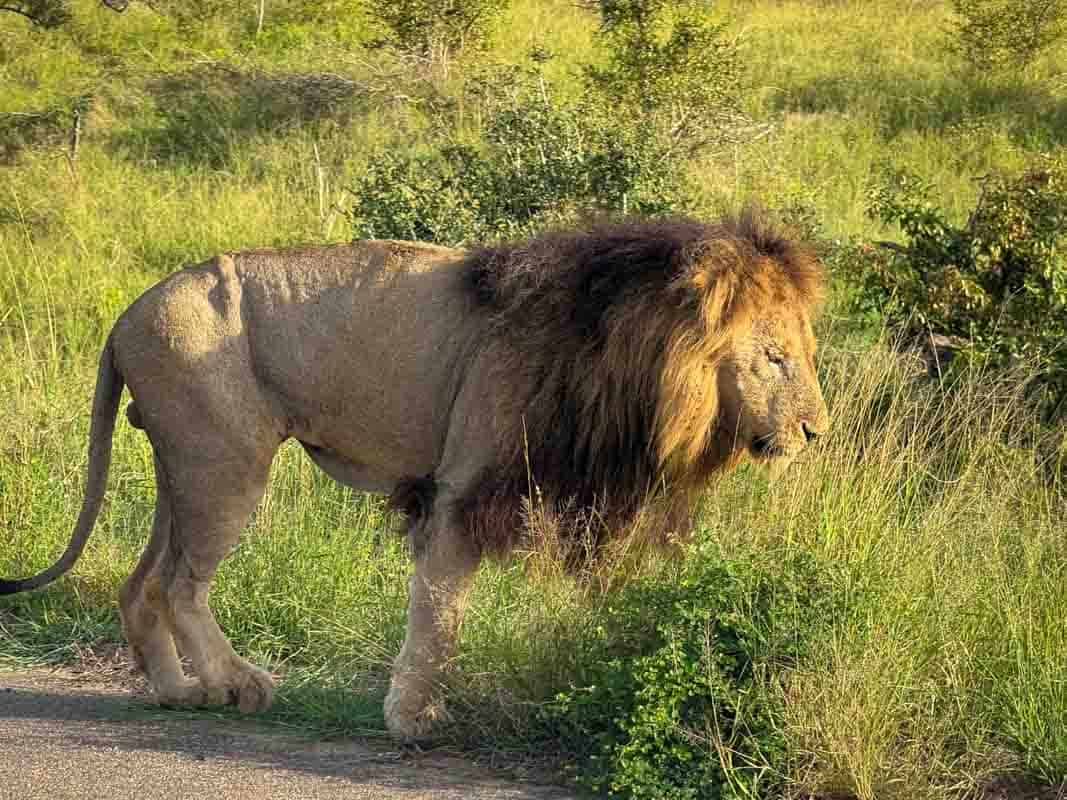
[155,447,276,713]
[119,455,209,705]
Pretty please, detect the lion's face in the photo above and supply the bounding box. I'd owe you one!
[717,306,828,468]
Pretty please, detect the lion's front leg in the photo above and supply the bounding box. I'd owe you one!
[385,518,481,740]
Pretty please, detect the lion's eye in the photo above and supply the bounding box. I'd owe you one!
[766,349,785,367]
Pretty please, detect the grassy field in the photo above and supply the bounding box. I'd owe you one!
[2,1,1067,797]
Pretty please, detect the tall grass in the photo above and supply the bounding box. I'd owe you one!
[4,310,1067,796]
[705,328,1067,797]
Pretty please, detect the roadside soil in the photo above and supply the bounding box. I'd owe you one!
[5,654,1062,800]
[0,665,578,800]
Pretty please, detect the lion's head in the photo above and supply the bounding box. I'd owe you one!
[718,310,828,470]
[460,208,826,556]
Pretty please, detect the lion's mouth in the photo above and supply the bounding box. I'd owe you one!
[750,434,783,459]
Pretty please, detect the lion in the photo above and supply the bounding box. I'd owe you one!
[0,210,828,739]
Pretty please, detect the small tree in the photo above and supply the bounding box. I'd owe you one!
[583,0,752,155]
[366,0,509,64]
[850,156,1067,414]
[949,0,1067,73]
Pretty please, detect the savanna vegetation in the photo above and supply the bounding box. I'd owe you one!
[2,1,1067,797]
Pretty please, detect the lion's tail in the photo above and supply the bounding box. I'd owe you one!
[0,335,124,595]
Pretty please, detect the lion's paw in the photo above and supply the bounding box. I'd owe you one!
[383,684,449,740]
[151,663,275,713]
[152,676,213,707]
[227,663,275,713]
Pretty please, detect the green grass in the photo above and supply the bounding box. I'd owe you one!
[3,0,1067,797]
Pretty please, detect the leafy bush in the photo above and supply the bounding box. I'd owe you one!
[541,546,840,799]
[849,155,1067,413]
[0,0,72,28]
[948,0,1067,73]
[366,0,509,61]
[584,0,751,154]
[350,2,753,244]
[349,62,688,244]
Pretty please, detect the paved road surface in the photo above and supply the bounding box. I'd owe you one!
[0,670,576,800]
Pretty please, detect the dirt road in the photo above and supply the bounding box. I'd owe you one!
[0,669,577,800]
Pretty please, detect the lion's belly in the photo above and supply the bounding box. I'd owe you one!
[298,442,397,494]
[284,393,449,486]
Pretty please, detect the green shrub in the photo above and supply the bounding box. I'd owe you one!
[542,546,840,799]
[366,0,509,60]
[585,0,748,154]
[350,2,751,244]
[0,0,72,28]
[849,155,1067,413]
[349,62,687,244]
[948,0,1067,73]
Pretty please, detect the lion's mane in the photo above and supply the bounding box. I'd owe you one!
[448,209,823,557]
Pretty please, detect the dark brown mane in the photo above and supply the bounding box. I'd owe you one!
[463,212,821,327]
[451,209,823,558]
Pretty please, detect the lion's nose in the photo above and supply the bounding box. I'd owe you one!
[802,422,820,443]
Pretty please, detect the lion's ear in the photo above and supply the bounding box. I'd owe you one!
[688,239,741,291]
[685,240,758,331]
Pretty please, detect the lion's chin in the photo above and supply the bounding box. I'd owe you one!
[748,436,799,476]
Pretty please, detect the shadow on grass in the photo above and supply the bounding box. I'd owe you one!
[110,64,373,169]
[773,71,1067,149]
[0,582,123,668]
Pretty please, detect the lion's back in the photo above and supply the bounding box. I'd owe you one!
[114,239,486,483]
[114,239,470,364]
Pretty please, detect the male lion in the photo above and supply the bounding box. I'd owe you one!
[1,212,828,739]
